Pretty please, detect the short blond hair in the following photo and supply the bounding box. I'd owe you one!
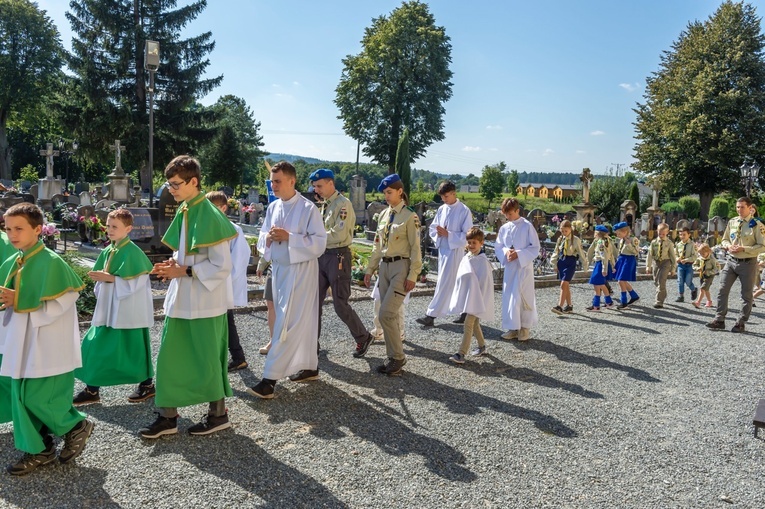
[657,222,670,232]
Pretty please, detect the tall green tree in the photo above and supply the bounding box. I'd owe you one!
[395,127,411,196]
[61,0,221,186]
[479,162,506,210]
[589,168,636,223]
[506,169,520,194]
[335,0,453,172]
[0,0,63,180]
[200,95,266,193]
[633,1,765,219]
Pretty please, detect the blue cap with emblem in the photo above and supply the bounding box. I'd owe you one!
[595,224,609,233]
[308,168,334,182]
[377,174,402,192]
[613,221,628,231]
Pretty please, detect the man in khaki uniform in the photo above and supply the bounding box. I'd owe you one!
[707,196,765,333]
[364,174,422,375]
[309,169,374,359]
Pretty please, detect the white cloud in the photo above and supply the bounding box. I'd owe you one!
[462,146,481,152]
[293,81,301,86]
[590,130,605,136]
[271,83,281,88]
[576,150,586,154]
[485,125,502,130]
[543,148,554,157]
[619,82,640,92]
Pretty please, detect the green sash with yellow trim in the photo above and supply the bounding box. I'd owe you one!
[161,192,237,254]
[94,237,152,279]
[0,241,85,313]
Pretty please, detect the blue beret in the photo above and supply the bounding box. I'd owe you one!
[594,225,609,233]
[377,174,401,192]
[309,168,334,182]
[613,222,628,231]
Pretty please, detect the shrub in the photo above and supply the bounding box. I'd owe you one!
[660,201,684,214]
[678,196,700,219]
[708,197,729,219]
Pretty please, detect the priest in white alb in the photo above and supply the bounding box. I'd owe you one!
[495,198,540,342]
[416,181,473,327]
[247,161,327,399]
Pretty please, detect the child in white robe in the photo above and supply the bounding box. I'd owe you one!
[448,227,494,364]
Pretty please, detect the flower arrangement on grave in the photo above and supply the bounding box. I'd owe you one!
[571,220,589,236]
[41,223,60,241]
[424,209,436,221]
[80,215,107,241]
[227,198,240,212]
[350,248,370,285]
[419,264,429,282]
[61,208,79,224]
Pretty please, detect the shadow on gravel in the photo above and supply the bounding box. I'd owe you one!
[0,465,118,507]
[147,433,349,509]
[321,357,578,439]
[240,380,478,482]
[515,339,661,383]
[562,313,663,335]
[403,341,604,399]
[429,323,505,338]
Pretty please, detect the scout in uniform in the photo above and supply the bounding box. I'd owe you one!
[645,223,676,309]
[309,169,374,361]
[692,244,719,308]
[550,219,587,314]
[707,197,765,332]
[364,174,422,376]
[586,225,616,311]
[613,221,641,309]
[675,226,698,303]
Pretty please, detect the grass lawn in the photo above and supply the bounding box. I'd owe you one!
[365,191,575,214]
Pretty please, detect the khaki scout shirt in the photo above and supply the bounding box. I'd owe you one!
[720,215,765,259]
[675,240,697,265]
[646,237,677,270]
[320,191,355,249]
[366,201,423,282]
[618,236,640,256]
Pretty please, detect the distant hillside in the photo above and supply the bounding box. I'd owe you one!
[266,153,326,165]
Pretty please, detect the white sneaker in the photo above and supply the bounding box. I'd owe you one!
[518,328,530,342]
[501,330,519,340]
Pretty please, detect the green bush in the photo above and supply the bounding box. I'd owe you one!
[708,197,729,219]
[60,252,97,318]
[660,201,683,214]
[678,196,700,219]
[19,164,38,183]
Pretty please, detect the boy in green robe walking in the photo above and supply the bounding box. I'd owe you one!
[141,155,237,438]
[0,203,94,475]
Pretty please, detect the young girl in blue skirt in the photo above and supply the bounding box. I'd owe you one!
[550,220,587,314]
[586,225,616,311]
[613,222,641,309]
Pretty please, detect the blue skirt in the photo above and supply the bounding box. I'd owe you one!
[615,254,637,282]
[557,256,578,281]
[589,260,614,285]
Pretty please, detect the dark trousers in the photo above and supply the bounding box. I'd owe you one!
[227,309,246,363]
[318,247,368,343]
[716,257,757,323]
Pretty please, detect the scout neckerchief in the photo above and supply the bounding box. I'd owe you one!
[94,236,153,279]
[384,209,396,246]
[0,240,85,313]
[162,191,237,254]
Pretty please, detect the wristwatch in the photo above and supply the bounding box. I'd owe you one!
[186,266,193,277]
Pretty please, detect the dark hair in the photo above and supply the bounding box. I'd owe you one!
[206,190,228,207]
[737,196,754,206]
[271,161,296,179]
[501,197,520,213]
[4,203,44,228]
[466,226,484,243]
[438,180,456,196]
[679,226,691,233]
[165,155,202,189]
[107,208,134,227]
[386,180,409,205]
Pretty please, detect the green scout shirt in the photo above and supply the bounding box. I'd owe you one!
[646,237,677,270]
[366,201,423,283]
[720,215,765,259]
[675,239,697,265]
[320,191,355,249]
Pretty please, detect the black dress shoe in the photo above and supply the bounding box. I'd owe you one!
[731,322,745,333]
[452,313,467,324]
[415,315,435,327]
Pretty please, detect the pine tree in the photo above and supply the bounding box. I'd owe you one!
[61,0,221,185]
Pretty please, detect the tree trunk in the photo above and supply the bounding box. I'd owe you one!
[699,191,714,221]
[0,109,11,181]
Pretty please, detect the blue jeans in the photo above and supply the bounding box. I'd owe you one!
[677,263,696,294]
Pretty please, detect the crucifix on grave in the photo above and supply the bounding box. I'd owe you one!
[580,167,593,204]
[110,139,127,177]
[573,167,596,227]
[39,143,60,179]
[105,139,131,202]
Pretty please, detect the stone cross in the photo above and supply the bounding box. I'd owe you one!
[533,210,546,229]
[39,143,60,179]
[651,186,660,210]
[580,168,593,204]
[110,139,126,176]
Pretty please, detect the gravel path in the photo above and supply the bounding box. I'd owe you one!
[1,279,764,508]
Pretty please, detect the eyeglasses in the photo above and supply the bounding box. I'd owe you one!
[165,179,190,190]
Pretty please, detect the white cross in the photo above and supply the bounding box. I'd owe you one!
[39,143,60,179]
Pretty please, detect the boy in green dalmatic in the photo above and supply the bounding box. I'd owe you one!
[0,203,94,475]
[141,155,237,439]
[74,208,155,406]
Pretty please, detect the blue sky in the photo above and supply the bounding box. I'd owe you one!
[36,0,764,177]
